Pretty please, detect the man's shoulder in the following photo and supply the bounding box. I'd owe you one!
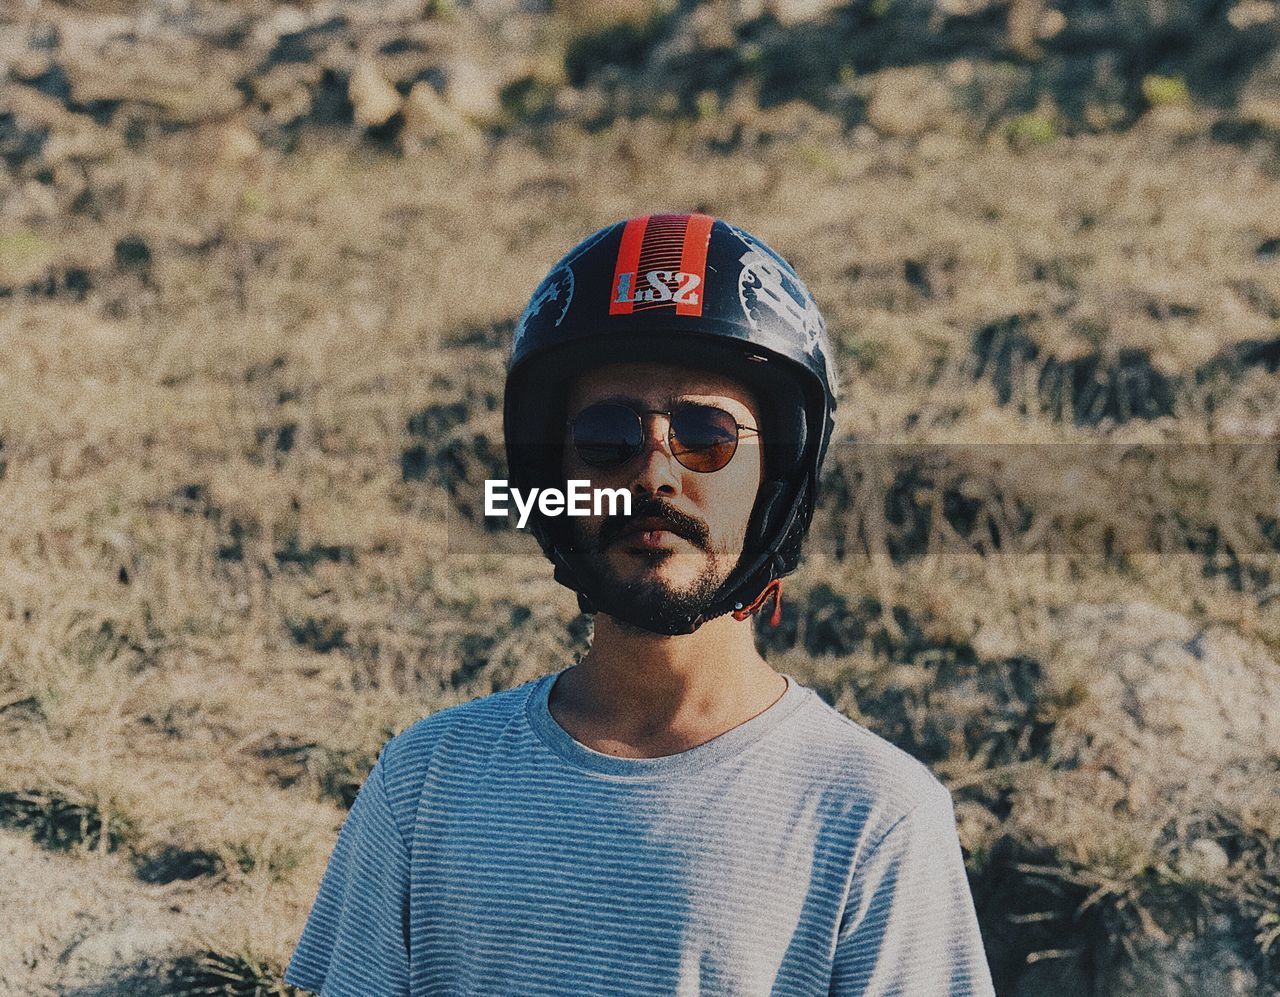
[787,684,951,821]
[387,678,537,758]
[377,677,541,797]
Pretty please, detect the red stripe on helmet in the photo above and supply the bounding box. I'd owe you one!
[609,216,650,315]
[676,213,714,317]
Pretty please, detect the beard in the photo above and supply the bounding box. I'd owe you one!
[582,548,728,635]
[573,498,741,635]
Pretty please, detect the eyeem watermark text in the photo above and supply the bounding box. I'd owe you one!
[485,480,631,529]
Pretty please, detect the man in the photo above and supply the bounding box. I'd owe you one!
[285,215,995,995]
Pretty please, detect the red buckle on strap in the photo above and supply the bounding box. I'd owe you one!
[731,579,783,627]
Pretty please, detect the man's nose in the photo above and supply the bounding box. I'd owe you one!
[630,416,680,496]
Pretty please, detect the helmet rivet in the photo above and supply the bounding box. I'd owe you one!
[734,602,743,610]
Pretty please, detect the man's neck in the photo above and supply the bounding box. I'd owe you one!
[547,612,786,759]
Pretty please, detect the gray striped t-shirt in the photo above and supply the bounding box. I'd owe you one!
[285,670,994,996]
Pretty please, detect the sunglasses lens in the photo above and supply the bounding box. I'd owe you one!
[572,403,642,468]
[671,405,740,472]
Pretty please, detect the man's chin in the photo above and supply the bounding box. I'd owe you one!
[599,580,721,635]
[578,554,726,632]
[603,549,704,589]
[571,531,743,631]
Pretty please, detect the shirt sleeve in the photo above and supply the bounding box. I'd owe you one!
[830,783,994,997]
[284,752,411,997]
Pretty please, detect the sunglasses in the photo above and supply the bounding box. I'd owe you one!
[568,401,759,473]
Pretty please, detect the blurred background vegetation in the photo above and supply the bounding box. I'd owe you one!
[1,0,1279,993]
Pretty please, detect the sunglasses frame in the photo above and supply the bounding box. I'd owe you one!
[567,401,760,473]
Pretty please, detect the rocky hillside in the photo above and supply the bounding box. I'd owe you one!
[4,0,1279,210]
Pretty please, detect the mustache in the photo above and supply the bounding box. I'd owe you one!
[598,497,711,551]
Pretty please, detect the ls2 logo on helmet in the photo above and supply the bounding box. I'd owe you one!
[612,270,701,307]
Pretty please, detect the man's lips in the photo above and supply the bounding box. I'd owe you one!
[597,501,711,552]
[615,517,689,548]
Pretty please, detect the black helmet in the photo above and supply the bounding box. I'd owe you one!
[504,213,837,634]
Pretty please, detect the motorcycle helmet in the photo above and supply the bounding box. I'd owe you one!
[504,213,838,634]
